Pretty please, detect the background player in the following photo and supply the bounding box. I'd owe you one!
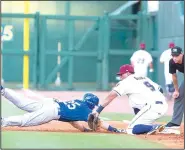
[88,64,168,135]
[160,42,175,99]
[130,43,154,77]
[1,86,124,133]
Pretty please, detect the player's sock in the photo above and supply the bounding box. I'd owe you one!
[107,125,120,132]
[132,124,153,134]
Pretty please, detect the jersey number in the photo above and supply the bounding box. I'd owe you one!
[64,101,81,110]
[143,81,155,91]
[137,58,145,64]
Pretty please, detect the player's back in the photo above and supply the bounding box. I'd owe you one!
[123,75,166,106]
[57,99,92,122]
[131,50,152,66]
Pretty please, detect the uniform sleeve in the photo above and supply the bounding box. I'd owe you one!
[169,59,176,74]
[160,52,165,63]
[147,53,153,63]
[112,81,127,96]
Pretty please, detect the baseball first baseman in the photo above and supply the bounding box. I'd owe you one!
[1,86,124,133]
[160,42,175,98]
[130,43,154,77]
[88,64,168,135]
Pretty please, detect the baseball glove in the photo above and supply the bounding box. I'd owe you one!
[87,113,101,131]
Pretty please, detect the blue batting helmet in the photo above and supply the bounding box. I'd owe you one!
[83,93,99,109]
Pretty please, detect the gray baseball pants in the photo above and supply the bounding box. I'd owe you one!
[171,80,184,125]
[2,88,60,127]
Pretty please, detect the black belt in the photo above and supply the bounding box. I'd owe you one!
[145,101,163,106]
[155,101,163,104]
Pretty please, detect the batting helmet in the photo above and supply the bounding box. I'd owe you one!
[83,93,99,109]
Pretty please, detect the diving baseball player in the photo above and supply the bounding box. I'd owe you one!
[1,86,124,133]
[88,64,168,135]
[160,42,175,98]
[130,43,154,77]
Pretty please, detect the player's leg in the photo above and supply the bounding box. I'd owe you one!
[2,100,60,127]
[165,74,175,100]
[127,102,168,134]
[1,87,43,112]
[166,81,184,128]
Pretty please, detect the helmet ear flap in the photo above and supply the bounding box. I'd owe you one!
[83,93,99,109]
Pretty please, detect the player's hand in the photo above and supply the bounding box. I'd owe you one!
[149,68,154,73]
[88,111,100,131]
[173,90,179,99]
[92,110,100,118]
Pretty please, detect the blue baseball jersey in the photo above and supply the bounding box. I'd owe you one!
[57,99,92,122]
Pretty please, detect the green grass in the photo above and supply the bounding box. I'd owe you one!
[1,97,168,149]
[2,131,165,149]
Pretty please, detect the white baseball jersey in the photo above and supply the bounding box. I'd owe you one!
[130,50,153,77]
[113,74,166,110]
[160,49,173,84]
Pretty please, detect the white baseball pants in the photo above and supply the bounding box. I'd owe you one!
[126,101,168,134]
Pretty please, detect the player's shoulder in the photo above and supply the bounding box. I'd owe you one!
[145,76,159,84]
[144,50,152,56]
[123,74,136,83]
[163,49,171,55]
[131,50,143,58]
[74,99,84,104]
[134,50,143,53]
[169,58,174,64]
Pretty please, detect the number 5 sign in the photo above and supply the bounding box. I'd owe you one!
[1,24,14,41]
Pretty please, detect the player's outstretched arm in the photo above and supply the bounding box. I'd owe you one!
[100,120,127,133]
[69,121,92,132]
[87,91,118,131]
[99,90,118,108]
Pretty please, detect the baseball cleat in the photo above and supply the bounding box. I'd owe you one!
[116,129,127,133]
[1,85,5,95]
[147,124,165,135]
[1,117,5,127]
[165,122,180,129]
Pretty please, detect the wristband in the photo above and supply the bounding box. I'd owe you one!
[96,105,104,113]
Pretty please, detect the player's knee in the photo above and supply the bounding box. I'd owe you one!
[132,124,153,134]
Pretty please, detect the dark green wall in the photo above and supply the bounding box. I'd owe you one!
[2,1,136,84]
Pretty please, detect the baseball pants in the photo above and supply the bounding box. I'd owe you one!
[126,101,168,134]
[2,88,60,127]
[171,80,184,125]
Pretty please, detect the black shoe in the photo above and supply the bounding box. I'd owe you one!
[1,86,5,95]
[165,122,180,129]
